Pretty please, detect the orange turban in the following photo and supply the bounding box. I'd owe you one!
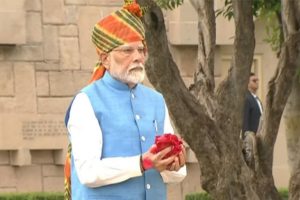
[89,1,145,83]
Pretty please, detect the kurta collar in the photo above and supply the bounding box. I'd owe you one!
[101,72,138,91]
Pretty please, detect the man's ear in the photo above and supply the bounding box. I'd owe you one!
[99,53,110,69]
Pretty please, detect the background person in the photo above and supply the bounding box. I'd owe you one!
[242,72,263,137]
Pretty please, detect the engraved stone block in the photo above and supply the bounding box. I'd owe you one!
[0,114,68,150]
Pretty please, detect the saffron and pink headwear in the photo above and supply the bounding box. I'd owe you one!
[89,0,146,83]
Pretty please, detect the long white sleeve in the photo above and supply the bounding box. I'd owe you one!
[67,93,142,188]
[160,105,187,183]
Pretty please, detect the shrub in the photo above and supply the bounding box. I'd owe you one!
[186,188,289,200]
[0,193,63,200]
[185,192,212,200]
[278,188,288,200]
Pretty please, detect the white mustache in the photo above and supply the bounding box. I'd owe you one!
[128,64,145,71]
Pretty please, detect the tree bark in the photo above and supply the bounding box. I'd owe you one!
[137,0,300,199]
[282,1,300,199]
[256,0,300,199]
[285,80,300,200]
[189,0,215,91]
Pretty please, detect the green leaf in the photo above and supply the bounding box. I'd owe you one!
[216,0,282,52]
[154,0,184,10]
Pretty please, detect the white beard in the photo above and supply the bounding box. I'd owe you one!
[110,64,145,86]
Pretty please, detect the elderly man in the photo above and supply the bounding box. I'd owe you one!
[64,1,186,200]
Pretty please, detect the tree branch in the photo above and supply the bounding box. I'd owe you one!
[258,0,300,173]
[138,0,222,190]
[216,0,255,140]
[260,31,300,171]
[189,0,216,92]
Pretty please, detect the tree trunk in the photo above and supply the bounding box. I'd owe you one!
[285,80,300,200]
[137,0,300,199]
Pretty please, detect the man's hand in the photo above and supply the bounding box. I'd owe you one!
[142,146,175,172]
[142,144,186,172]
[167,145,186,171]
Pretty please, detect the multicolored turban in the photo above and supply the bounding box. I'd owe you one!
[89,0,146,83]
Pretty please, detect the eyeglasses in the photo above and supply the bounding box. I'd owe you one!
[112,46,147,56]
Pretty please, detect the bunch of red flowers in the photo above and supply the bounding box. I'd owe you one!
[150,133,183,158]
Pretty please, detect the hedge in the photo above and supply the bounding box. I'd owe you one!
[0,193,63,200]
[185,188,289,200]
[0,189,289,200]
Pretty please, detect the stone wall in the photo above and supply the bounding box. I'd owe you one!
[0,0,83,193]
[0,0,289,199]
[0,0,202,199]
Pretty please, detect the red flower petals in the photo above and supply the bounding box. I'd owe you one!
[150,133,183,158]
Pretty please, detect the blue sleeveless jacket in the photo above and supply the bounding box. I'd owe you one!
[68,72,167,200]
